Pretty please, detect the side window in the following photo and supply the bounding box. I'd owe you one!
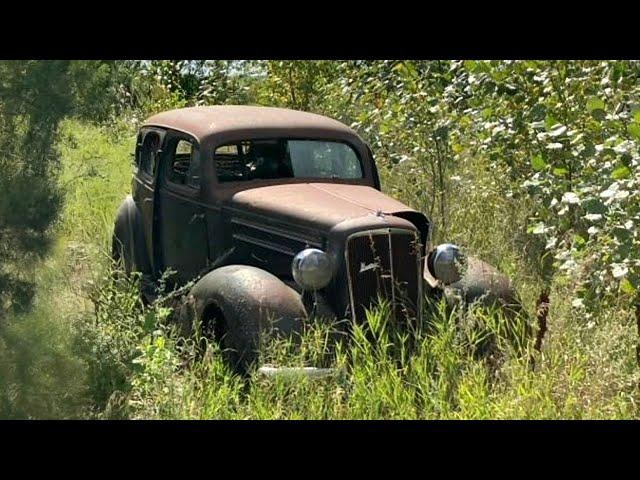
[168,138,199,188]
[214,144,244,182]
[133,131,143,169]
[138,131,161,177]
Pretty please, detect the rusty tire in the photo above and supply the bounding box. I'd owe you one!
[188,265,308,374]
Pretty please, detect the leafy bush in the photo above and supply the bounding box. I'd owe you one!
[3,60,640,419]
[459,60,640,312]
[260,60,640,313]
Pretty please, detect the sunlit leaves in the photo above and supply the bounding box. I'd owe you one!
[611,165,632,180]
[620,277,636,295]
[451,59,640,307]
[548,125,567,137]
[562,192,580,204]
[531,154,547,171]
[546,142,564,150]
[587,97,605,113]
[612,264,629,280]
[627,122,640,140]
[249,59,640,309]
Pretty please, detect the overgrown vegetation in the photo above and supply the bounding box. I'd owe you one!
[1,60,639,419]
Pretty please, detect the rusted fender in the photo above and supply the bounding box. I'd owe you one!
[112,195,151,275]
[184,265,308,343]
[441,257,523,315]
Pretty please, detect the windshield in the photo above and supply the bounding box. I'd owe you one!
[214,139,363,182]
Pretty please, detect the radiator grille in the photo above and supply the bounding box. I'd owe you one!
[345,229,421,324]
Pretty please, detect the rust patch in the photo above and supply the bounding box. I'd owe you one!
[231,182,419,231]
[143,105,359,145]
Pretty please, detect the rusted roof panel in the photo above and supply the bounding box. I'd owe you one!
[143,106,360,143]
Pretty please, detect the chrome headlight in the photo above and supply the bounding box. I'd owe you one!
[291,248,333,290]
[429,243,466,285]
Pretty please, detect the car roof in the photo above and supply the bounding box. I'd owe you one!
[142,105,362,145]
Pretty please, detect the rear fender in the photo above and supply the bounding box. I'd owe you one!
[112,195,152,276]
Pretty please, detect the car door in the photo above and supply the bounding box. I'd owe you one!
[156,130,209,286]
[132,127,165,274]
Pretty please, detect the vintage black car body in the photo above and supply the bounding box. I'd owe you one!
[113,106,518,372]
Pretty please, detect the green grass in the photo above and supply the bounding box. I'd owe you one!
[1,118,639,419]
[0,119,134,418]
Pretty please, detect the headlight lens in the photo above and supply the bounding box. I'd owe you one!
[429,243,466,285]
[291,248,333,290]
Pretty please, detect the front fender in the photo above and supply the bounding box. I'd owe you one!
[179,265,310,372]
[428,256,522,315]
[186,265,308,337]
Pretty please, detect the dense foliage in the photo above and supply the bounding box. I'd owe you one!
[0,60,124,317]
[249,60,640,313]
[1,60,639,418]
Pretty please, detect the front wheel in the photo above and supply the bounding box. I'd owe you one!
[181,265,309,374]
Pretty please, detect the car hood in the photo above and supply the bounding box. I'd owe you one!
[229,182,418,231]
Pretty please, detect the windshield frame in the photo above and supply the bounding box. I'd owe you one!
[210,137,367,185]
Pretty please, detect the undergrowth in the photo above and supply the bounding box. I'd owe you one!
[2,116,639,419]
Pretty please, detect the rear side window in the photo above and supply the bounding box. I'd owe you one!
[167,139,200,188]
[138,131,161,176]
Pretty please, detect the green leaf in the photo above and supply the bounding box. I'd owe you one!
[545,116,560,130]
[586,97,605,113]
[633,109,640,124]
[553,167,569,177]
[405,62,418,78]
[531,154,547,171]
[392,62,405,72]
[464,60,478,72]
[620,277,636,295]
[528,222,546,235]
[628,122,640,140]
[611,165,632,180]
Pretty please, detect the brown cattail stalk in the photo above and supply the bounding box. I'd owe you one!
[534,289,550,352]
[529,288,550,371]
[635,301,640,367]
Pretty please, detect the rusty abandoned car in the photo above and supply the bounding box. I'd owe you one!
[112,106,520,373]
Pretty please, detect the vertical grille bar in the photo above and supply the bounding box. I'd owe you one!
[345,229,421,324]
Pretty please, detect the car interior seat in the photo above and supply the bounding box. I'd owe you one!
[250,142,293,179]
